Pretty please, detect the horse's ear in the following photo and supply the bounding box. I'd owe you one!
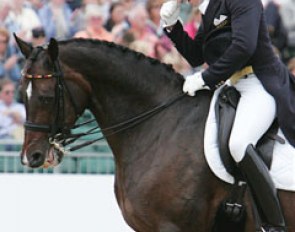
[13,33,32,58]
[48,38,59,61]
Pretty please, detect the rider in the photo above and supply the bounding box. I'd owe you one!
[160,0,295,231]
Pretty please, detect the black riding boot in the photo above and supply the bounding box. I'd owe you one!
[238,145,286,232]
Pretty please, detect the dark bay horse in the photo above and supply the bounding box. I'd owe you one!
[15,36,295,232]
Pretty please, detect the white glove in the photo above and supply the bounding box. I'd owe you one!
[183,72,209,96]
[160,0,181,27]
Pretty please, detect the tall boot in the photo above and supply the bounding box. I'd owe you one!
[238,144,286,232]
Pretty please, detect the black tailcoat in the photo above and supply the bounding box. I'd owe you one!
[166,0,295,147]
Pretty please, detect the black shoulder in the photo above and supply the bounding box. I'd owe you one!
[225,0,263,12]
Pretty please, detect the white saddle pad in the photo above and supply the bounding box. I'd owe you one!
[204,87,295,192]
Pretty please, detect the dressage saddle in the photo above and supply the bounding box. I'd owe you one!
[215,85,281,176]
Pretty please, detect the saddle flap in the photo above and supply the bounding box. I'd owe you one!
[215,85,241,176]
[215,85,278,176]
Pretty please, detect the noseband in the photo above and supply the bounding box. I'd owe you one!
[22,47,79,138]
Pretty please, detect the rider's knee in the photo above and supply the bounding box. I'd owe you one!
[229,136,248,163]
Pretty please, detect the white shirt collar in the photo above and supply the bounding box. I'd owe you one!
[199,0,210,15]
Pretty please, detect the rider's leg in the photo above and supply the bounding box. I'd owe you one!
[229,74,276,163]
[228,74,286,231]
[240,144,286,230]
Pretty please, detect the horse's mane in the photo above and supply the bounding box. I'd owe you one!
[58,38,184,81]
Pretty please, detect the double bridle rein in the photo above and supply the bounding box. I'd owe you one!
[22,46,186,152]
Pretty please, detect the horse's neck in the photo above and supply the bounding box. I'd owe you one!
[61,41,211,173]
[73,44,183,130]
[83,53,212,197]
[87,64,183,151]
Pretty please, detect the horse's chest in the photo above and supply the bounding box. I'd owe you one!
[119,197,134,219]
[119,197,152,231]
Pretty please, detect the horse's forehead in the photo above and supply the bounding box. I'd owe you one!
[26,81,33,100]
[24,78,58,104]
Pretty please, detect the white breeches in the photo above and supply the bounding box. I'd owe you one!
[228,74,276,162]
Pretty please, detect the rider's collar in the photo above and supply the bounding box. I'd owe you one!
[199,0,210,15]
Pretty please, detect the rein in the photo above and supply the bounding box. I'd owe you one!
[22,46,186,153]
[65,92,186,152]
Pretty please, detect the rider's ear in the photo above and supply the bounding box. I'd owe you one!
[14,33,33,58]
[48,38,59,62]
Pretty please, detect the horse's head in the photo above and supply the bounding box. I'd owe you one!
[15,35,90,168]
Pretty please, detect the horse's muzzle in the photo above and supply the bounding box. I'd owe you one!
[27,150,46,168]
[21,142,65,168]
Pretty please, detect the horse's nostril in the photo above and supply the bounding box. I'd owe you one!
[28,151,45,168]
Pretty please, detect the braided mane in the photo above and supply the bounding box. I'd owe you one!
[58,38,183,80]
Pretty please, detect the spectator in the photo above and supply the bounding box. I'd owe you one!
[0,78,25,141]
[71,0,112,34]
[146,0,165,38]
[154,40,172,60]
[31,27,47,46]
[10,0,42,42]
[38,0,77,40]
[117,3,158,57]
[70,0,92,33]
[121,0,136,12]
[97,0,112,18]
[0,28,21,83]
[146,0,173,59]
[184,7,202,39]
[104,2,126,32]
[118,30,135,47]
[26,0,45,13]
[66,0,82,11]
[74,4,114,42]
[83,0,99,4]
[0,0,18,38]
[129,40,151,56]
[264,0,288,61]
[162,48,191,75]
[287,57,295,76]
[280,0,295,59]
[179,1,192,23]
[83,0,101,5]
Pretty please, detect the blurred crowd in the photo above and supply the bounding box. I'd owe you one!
[0,0,295,141]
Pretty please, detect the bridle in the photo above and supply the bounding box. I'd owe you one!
[22,46,186,152]
[22,46,80,139]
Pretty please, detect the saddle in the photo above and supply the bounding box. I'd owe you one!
[215,85,280,177]
[212,85,282,231]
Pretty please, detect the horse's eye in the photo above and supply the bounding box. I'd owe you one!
[43,59,51,68]
[38,96,54,105]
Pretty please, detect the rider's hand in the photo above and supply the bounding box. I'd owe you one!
[160,0,181,27]
[183,71,210,96]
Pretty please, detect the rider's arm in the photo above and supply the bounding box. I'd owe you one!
[164,21,205,68]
